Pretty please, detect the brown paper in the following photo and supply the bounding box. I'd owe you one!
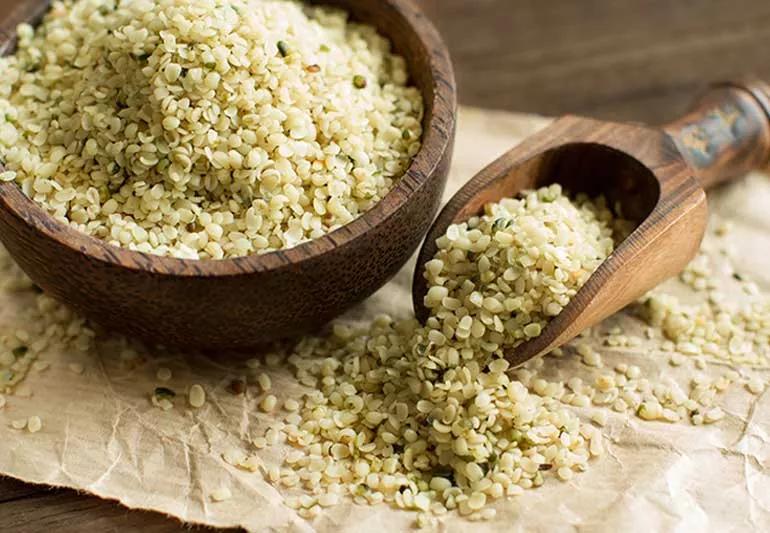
[0,107,768,532]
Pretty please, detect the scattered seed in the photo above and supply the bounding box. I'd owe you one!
[260,394,277,413]
[210,486,232,502]
[591,410,608,427]
[704,407,725,424]
[27,415,42,433]
[257,373,272,392]
[189,384,206,408]
[32,361,50,372]
[747,377,765,395]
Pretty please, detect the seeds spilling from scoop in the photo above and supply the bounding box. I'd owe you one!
[0,181,767,526]
[268,185,621,519]
[423,184,629,352]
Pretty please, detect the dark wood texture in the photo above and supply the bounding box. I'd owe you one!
[413,79,770,365]
[4,0,770,530]
[421,0,770,124]
[0,0,457,350]
[0,476,208,532]
[665,81,770,188]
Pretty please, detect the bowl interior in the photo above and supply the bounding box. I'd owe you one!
[0,0,456,277]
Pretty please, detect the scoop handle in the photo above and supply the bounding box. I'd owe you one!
[664,79,770,189]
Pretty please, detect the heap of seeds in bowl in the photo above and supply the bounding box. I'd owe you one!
[266,184,628,521]
[0,0,423,259]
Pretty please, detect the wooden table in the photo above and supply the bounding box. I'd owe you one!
[423,0,770,124]
[2,0,770,530]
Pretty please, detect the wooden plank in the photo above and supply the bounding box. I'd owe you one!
[0,476,207,532]
[0,477,45,503]
[421,0,770,123]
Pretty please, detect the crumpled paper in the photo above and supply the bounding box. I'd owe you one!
[0,107,768,532]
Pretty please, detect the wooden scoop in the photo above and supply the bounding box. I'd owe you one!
[413,79,770,366]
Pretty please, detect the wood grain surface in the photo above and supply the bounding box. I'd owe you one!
[3,0,770,530]
[422,0,770,123]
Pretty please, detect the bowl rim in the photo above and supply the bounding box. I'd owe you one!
[0,0,456,278]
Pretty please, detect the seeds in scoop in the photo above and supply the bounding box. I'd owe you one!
[277,40,290,57]
[591,410,608,427]
[353,75,368,89]
[523,323,542,338]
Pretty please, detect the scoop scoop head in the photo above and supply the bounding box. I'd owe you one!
[413,115,708,365]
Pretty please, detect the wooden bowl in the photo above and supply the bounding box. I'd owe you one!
[0,0,456,350]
